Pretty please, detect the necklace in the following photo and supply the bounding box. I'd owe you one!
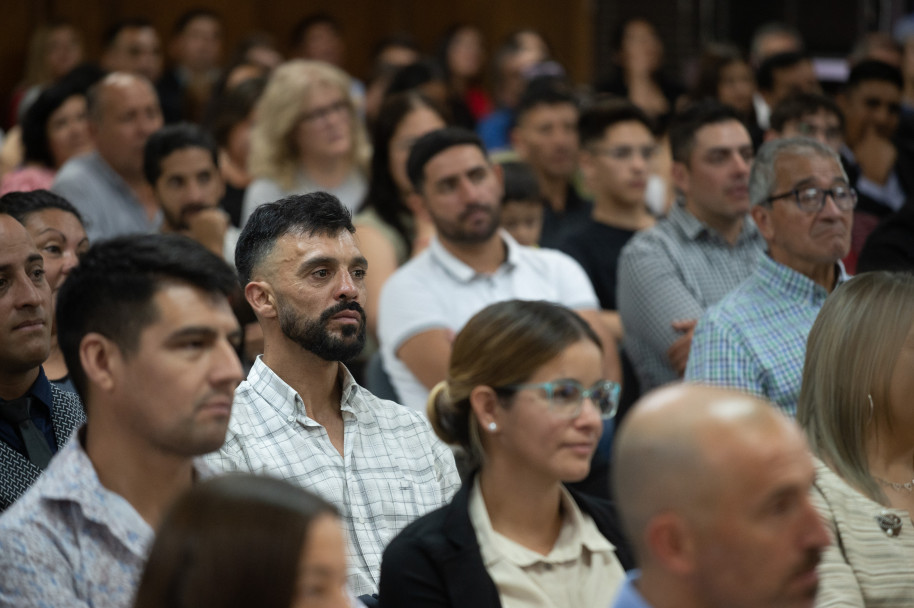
[875,476,914,493]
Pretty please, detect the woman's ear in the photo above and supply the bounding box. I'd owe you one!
[469,385,502,432]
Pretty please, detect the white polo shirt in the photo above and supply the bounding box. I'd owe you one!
[378,231,599,412]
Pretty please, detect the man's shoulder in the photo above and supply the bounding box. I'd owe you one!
[54,154,104,185]
[620,216,687,258]
[351,387,438,439]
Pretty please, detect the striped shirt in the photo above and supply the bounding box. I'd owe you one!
[685,255,849,416]
[204,357,461,596]
[617,203,765,391]
[811,459,914,607]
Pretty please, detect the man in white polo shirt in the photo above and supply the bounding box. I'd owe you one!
[378,127,619,412]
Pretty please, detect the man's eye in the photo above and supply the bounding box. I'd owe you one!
[313,269,330,278]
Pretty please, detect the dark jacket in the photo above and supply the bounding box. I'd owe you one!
[377,472,634,608]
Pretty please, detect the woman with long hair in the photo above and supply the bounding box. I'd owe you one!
[797,271,914,606]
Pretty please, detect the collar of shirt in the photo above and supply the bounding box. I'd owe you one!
[38,426,154,559]
[30,367,54,412]
[758,253,850,305]
[246,356,364,426]
[613,571,653,608]
[469,476,615,569]
[427,230,519,283]
[668,202,759,245]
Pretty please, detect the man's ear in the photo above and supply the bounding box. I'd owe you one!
[646,512,698,575]
[671,161,690,196]
[79,333,121,394]
[245,280,277,320]
[750,204,775,241]
[404,191,431,222]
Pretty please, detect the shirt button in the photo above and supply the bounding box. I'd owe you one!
[287,415,294,422]
[359,516,366,524]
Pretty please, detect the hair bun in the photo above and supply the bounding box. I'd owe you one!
[427,381,458,444]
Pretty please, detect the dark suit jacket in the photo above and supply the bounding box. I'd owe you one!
[377,472,634,608]
[0,384,85,511]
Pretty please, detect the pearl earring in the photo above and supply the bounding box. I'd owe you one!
[487,422,497,432]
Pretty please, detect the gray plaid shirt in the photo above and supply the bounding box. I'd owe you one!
[204,357,461,596]
[617,203,765,391]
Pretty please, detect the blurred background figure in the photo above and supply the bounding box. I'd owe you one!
[101,18,164,84]
[354,91,448,340]
[157,9,224,124]
[798,271,914,606]
[289,13,365,113]
[8,21,84,127]
[1,67,99,195]
[498,160,544,247]
[690,43,761,146]
[134,474,350,608]
[748,21,804,68]
[596,17,684,123]
[363,34,421,126]
[437,24,492,125]
[242,60,369,224]
[205,76,266,228]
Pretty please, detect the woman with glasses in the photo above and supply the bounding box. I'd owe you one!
[240,60,369,226]
[797,271,914,607]
[378,299,632,608]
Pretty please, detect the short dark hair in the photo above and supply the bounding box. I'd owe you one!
[22,65,103,168]
[386,59,446,98]
[499,161,542,204]
[515,76,577,125]
[103,17,155,49]
[134,474,338,608]
[669,100,743,164]
[235,192,355,286]
[144,123,219,185]
[0,190,84,227]
[845,59,904,92]
[406,127,487,192]
[578,99,654,148]
[770,92,844,132]
[57,234,239,402]
[172,8,221,37]
[290,12,340,48]
[756,51,811,92]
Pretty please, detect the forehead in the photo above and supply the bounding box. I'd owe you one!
[23,208,83,234]
[272,229,362,267]
[0,216,39,262]
[692,120,750,153]
[100,78,157,111]
[159,146,217,176]
[851,79,901,101]
[773,151,844,185]
[117,26,158,45]
[520,103,578,126]
[145,283,235,335]
[303,82,345,107]
[424,144,488,180]
[601,120,654,144]
[796,108,840,125]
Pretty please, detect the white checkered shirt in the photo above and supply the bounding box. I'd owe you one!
[204,357,461,597]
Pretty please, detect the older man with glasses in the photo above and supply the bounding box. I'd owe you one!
[685,137,853,416]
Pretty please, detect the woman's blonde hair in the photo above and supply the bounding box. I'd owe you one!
[427,300,601,467]
[797,271,914,504]
[248,59,369,190]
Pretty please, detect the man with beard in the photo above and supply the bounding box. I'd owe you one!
[686,138,852,416]
[612,384,830,608]
[144,123,237,264]
[205,192,460,599]
[378,127,618,413]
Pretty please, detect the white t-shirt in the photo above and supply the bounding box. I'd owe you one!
[378,232,599,412]
[240,168,367,227]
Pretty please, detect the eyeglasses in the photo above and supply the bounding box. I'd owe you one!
[498,379,621,419]
[591,145,657,161]
[299,100,349,125]
[763,185,857,213]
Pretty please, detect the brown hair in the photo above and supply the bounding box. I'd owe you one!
[133,474,338,608]
[797,271,914,503]
[427,299,601,466]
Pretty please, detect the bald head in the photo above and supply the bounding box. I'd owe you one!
[88,72,163,178]
[613,384,828,608]
[615,385,810,548]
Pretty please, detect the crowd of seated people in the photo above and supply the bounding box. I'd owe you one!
[3,9,914,608]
